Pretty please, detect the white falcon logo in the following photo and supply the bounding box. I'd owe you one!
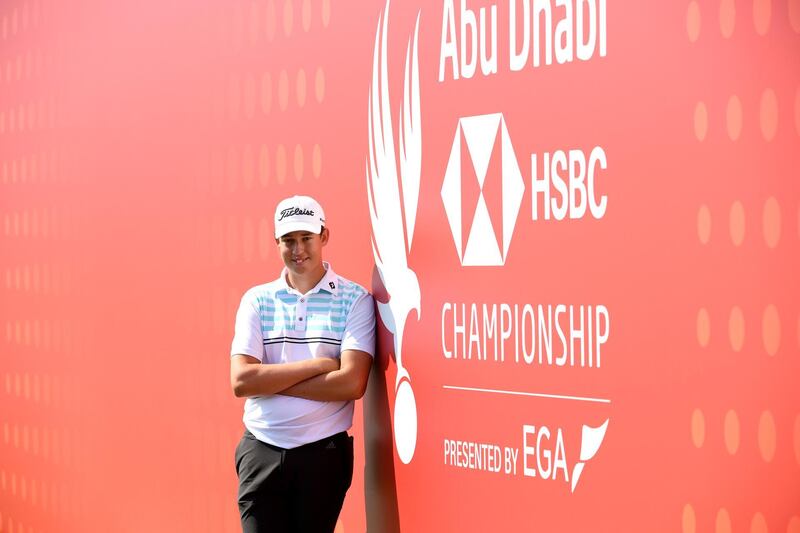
[366,0,422,464]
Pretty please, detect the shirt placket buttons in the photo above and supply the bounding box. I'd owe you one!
[297,298,306,330]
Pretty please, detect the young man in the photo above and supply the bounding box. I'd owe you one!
[230,195,375,533]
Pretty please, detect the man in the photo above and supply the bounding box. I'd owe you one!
[230,195,375,533]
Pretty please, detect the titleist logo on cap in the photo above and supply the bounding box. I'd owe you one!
[278,207,315,221]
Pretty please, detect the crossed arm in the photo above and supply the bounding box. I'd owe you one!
[230,350,373,401]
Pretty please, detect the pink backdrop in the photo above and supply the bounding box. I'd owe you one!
[1,0,799,531]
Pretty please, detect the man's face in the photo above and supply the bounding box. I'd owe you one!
[276,229,328,275]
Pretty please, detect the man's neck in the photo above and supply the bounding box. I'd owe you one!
[286,264,326,295]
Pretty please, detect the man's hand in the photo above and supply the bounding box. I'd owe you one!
[230,355,340,397]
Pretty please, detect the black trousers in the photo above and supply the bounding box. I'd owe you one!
[235,429,354,533]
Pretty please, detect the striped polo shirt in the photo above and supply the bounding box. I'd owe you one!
[231,262,375,448]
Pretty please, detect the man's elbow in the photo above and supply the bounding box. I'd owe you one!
[349,378,368,400]
[346,363,372,399]
[231,371,251,398]
[231,355,263,398]
[232,381,249,398]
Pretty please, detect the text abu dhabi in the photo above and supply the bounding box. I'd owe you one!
[439,0,607,81]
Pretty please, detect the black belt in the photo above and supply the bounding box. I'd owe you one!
[244,429,348,452]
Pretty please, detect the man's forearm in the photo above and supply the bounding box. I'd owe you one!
[280,369,365,401]
[231,356,339,397]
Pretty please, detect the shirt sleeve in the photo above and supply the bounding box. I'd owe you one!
[340,292,376,357]
[230,290,265,361]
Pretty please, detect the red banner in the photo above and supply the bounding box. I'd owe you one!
[1,0,798,531]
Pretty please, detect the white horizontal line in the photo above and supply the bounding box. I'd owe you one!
[442,385,611,404]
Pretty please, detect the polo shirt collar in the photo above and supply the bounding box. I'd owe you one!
[279,261,339,296]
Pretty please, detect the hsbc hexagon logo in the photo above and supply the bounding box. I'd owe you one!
[441,113,525,266]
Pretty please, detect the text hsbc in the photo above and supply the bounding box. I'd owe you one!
[531,146,607,221]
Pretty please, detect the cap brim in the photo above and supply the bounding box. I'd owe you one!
[275,221,323,238]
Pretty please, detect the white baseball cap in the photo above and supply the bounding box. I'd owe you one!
[274,195,326,238]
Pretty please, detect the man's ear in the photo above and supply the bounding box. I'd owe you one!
[321,227,330,245]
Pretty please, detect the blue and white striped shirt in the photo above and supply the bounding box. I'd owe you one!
[231,262,375,448]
